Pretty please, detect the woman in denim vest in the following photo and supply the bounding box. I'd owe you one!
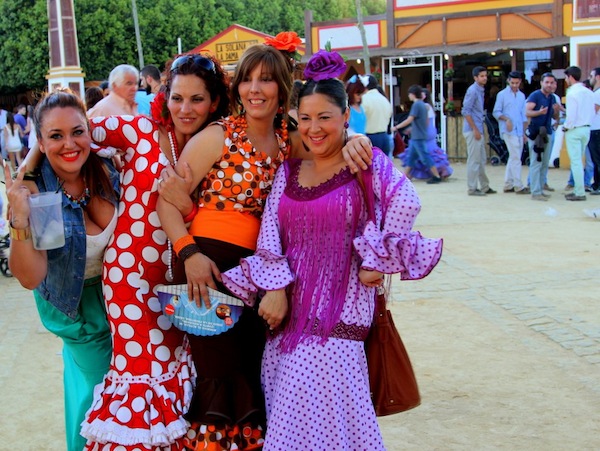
[4,90,120,451]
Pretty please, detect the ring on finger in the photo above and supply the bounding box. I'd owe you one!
[157,178,163,184]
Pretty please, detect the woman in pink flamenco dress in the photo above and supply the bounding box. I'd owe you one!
[222,51,443,451]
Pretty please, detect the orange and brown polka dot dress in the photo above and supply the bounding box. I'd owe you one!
[188,115,289,251]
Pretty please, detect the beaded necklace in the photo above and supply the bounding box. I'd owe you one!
[237,112,289,152]
[166,128,179,282]
[60,178,91,207]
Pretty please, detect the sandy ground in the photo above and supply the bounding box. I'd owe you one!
[1,160,600,450]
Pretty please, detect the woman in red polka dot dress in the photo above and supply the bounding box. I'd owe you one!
[80,55,231,451]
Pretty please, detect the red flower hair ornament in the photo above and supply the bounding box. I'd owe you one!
[264,31,302,53]
[150,91,172,127]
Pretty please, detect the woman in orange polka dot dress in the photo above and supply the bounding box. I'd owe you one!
[80,54,231,451]
[157,45,293,451]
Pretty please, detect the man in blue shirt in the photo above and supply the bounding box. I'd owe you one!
[493,71,529,194]
[393,85,442,183]
[526,73,558,201]
[462,66,496,196]
[135,65,161,116]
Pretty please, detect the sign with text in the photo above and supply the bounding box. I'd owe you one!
[216,40,259,64]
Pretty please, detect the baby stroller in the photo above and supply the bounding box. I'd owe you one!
[0,233,11,277]
[485,113,509,166]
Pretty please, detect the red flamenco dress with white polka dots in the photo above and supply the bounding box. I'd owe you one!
[81,115,194,450]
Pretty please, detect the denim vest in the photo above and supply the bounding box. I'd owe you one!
[34,157,120,319]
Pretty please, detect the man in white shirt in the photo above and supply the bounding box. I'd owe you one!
[562,66,596,201]
[588,67,600,194]
[361,75,393,157]
[88,65,139,118]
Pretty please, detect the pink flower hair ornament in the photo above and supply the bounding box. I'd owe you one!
[303,50,347,82]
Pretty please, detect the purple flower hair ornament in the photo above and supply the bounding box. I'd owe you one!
[304,50,347,81]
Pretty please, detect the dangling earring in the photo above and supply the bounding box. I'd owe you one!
[277,106,284,115]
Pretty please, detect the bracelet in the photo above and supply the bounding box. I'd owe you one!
[178,243,201,263]
[182,203,199,223]
[9,225,31,241]
[173,234,196,256]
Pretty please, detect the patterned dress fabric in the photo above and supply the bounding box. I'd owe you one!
[182,115,288,451]
[223,150,443,450]
[81,115,194,451]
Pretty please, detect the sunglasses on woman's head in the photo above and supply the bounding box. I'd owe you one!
[170,55,216,74]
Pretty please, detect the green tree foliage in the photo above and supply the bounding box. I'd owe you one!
[0,0,387,94]
[0,0,48,94]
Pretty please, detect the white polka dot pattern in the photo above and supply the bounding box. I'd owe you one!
[81,116,194,450]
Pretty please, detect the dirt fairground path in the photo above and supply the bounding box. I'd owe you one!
[2,161,600,450]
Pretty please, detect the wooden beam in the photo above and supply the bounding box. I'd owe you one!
[515,13,553,35]
[396,21,429,47]
[442,17,447,46]
[496,12,501,41]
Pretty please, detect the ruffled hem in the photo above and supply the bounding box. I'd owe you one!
[354,222,443,280]
[222,249,294,306]
[81,340,195,448]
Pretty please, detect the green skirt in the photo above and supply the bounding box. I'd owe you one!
[34,276,111,451]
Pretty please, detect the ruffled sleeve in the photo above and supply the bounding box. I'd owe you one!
[353,150,443,280]
[222,162,295,305]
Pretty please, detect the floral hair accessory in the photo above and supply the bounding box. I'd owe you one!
[265,31,302,53]
[150,91,172,127]
[303,50,347,82]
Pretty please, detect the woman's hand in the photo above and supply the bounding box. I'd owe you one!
[4,164,32,227]
[158,163,194,215]
[359,269,384,288]
[343,135,373,173]
[184,252,222,308]
[258,289,288,330]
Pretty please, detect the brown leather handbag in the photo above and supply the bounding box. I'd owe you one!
[357,165,421,416]
[365,290,421,416]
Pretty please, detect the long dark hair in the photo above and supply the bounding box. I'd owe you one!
[6,112,16,135]
[163,53,230,129]
[34,89,116,203]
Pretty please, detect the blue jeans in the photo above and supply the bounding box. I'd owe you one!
[589,130,600,190]
[368,132,391,158]
[529,137,552,196]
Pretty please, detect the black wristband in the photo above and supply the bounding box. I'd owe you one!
[178,243,201,263]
